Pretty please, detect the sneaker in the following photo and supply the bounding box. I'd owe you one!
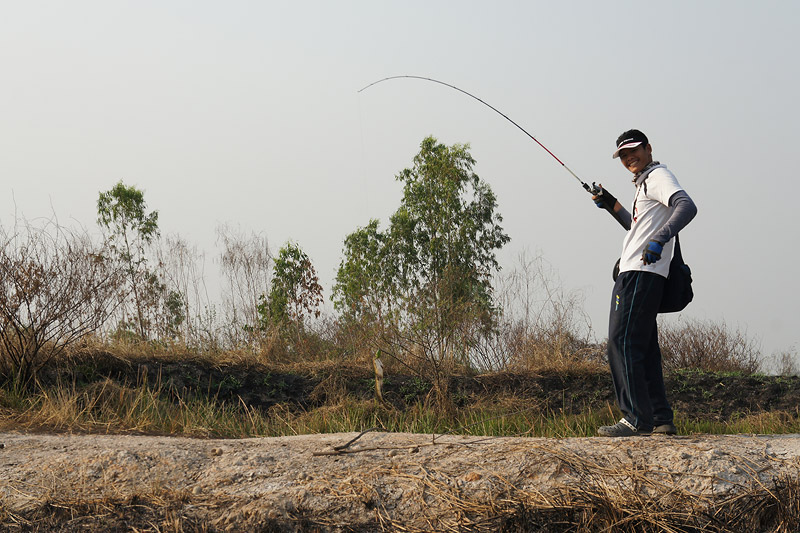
[652,423,678,435]
[597,418,651,437]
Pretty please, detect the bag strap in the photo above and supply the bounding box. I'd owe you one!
[673,234,683,263]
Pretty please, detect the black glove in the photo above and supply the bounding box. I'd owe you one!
[591,182,630,231]
[592,184,617,212]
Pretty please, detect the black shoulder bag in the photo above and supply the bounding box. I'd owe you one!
[658,234,693,313]
[611,234,694,313]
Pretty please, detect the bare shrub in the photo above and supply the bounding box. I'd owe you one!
[658,317,763,374]
[477,251,601,372]
[380,291,492,408]
[764,346,799,377]
[153,234,214,348]
[216,224,273,347]
[0,219,123,384]
[331,313,385,365]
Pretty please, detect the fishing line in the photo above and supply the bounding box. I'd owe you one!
[355,91,371,218]
[358,75,597,195]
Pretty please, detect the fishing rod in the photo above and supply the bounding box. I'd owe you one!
[358,75,601,196]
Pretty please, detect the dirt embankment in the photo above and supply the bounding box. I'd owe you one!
[2,431,800,531]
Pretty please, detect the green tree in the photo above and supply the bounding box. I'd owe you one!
[97,181,160,339]
[334,136,510,405]
[333,219,397,321]
[266,242,323,340]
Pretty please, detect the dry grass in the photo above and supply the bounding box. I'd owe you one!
[659,317,763,374]
[3,444,798,532]
[0,372,272,438]
[0,489,210,532]
[3,345,799,439]
[366,449,800,533]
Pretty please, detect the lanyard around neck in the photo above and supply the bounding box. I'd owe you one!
[631,162,660,223]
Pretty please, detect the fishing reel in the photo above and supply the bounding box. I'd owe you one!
[584,181,603,196]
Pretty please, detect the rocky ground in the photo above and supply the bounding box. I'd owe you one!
[2,430,800,531]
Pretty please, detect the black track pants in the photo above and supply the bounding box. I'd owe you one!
[607,270,673,431]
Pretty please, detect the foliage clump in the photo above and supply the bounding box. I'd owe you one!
[334,136,510,405]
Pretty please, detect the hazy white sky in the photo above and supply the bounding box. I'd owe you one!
[2,1,798,357]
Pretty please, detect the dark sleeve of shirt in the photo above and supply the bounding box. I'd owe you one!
[616,206,632,231]
[652,190,697,244]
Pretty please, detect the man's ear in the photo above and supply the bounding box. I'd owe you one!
[645,144,653,155]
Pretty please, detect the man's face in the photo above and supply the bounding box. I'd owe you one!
[618,144,653,174]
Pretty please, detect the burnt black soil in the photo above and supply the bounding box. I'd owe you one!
[36,352,800,424]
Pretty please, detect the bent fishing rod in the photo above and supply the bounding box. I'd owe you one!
[358,75,601,196]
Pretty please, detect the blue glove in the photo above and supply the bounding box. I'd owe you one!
[642,240,664,265]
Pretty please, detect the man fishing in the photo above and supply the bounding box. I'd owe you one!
[592,129,697,437]
[360,79,699,437]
